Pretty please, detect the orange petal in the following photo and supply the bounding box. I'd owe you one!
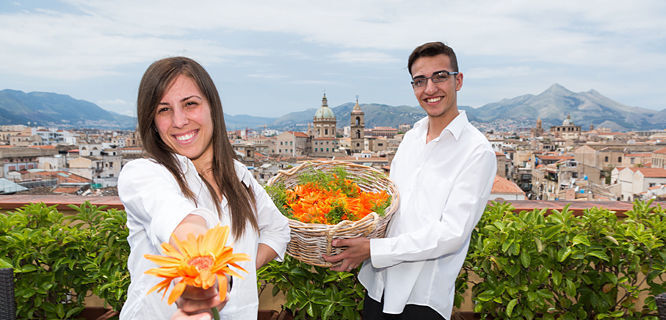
[168,281,187,305]
[146,278,173,297]
[218,275,228,302]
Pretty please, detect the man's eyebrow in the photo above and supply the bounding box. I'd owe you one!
[412,70,449,79]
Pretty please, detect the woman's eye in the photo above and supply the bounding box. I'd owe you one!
[185,101,198,107]
[157,106,170,113]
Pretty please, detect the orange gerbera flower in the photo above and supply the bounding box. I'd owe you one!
[144,225,250,305]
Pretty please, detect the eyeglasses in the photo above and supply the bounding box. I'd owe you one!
[411,70,458,88]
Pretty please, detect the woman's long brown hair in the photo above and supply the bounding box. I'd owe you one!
[137,57,258,239]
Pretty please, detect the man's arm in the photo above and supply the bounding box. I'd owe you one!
[325,148,496,270]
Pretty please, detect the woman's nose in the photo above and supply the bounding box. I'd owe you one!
[172,107,189,128]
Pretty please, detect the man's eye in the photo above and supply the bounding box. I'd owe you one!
[433,73,448,81]
[414,79,426,86]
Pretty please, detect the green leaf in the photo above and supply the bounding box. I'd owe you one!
[551,270,562,287]
[572,234,591,247]
[506,298,518,317]
[557,247,572,262]
[520,249,531,268]
[0,258,12,268]
[605,235,619,245]
[543,224,564,239]
[56,303,64,318]
[18,264,37,273]
[534,238,543,252]
[587,251,609,261]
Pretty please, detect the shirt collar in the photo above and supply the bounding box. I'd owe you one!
[413,110,468,142]
[174,153,193,174]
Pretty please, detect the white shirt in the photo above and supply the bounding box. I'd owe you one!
[117,155,290,320]
[359,111,496,319]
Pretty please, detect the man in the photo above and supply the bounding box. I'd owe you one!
[323,42,496,320]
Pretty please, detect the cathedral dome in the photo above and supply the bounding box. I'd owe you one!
[562,114,573,126]
[314,94,335,120]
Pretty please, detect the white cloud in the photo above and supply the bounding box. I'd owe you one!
[247,73,287,80]
[465,66,533,80]
[2,0,666,112]
[331,51,400,64]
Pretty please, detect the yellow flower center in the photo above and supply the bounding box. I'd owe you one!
[189,256,214,271]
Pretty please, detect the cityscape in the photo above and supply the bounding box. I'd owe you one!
[1,92,665,203]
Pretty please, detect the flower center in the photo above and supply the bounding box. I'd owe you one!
[189,256,214,271]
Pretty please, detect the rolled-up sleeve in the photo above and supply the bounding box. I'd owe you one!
[118,159,217,248]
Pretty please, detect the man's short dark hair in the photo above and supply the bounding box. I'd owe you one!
[408,42,459,75]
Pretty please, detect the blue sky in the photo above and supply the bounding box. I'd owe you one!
[0,0,665,117]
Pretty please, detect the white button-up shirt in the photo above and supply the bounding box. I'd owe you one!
[359,111,496,319]
[117,155,290,320]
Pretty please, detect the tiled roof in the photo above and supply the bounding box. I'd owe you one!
[53,186,83,194]
[290,132,309,138]
[28,171,91,184]
[655,147,666,154]
[492,175,525,194]
[636,168,666,178]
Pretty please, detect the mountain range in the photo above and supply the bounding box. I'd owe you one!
[1,84,664,131]
[0,89,136,129]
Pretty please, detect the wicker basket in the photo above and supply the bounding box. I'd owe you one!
[657,292,666,320]
[267,160,399,267]
[0,268,15,320]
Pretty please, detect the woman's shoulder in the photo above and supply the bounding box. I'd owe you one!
[233,159,253,188]
[120,158,163,174]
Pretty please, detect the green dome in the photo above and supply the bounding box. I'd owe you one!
[314,93,335,120]
[315,106,335,119]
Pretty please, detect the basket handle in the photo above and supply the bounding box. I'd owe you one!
[325,220,353,255]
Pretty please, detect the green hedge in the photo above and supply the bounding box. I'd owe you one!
[0,202,129,319]
[1,201,664,319]
[461,200,665,319]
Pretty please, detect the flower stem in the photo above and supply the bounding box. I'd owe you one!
[212,308,220,320]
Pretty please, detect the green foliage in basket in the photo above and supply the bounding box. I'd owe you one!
[265,166,391,225]
[257,255,364,320]
[0,202,129,319]
[461,200,666,319]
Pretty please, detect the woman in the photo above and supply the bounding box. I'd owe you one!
[117,57,290,319]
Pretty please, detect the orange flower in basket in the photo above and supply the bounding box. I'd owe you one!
[143,225,250,305]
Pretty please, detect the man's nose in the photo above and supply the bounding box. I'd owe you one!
[424,78,438,94]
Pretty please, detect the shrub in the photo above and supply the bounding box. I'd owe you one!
[257,256,364,320]
[0,202,129,319]
[463,201,666,319]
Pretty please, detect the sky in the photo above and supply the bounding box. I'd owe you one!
[0,0,665,118]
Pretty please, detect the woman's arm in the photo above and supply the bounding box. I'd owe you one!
[256,243,278,269]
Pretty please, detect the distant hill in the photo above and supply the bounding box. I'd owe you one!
[268,103,428,131]
[2,85,664,131]
[468,84,665,131]
[0,89,136,129]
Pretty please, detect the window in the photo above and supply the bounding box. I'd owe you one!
[604,156,609,162]
[617,157,622,162]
